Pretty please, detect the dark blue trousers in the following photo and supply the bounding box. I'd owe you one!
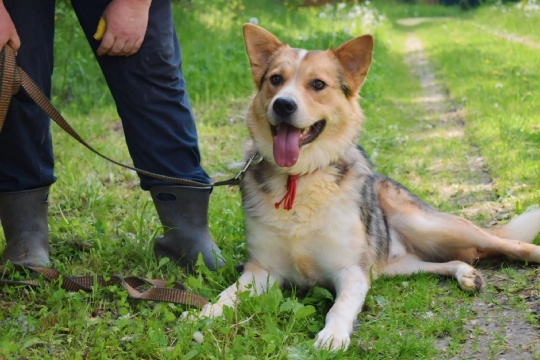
[0,0,210,192]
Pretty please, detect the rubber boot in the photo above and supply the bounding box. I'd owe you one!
[150,186,224,271]
[0,186,50,266]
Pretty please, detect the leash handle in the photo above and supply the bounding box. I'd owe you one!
[0,45,19,132]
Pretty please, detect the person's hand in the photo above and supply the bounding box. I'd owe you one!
[96,0,151,57]
[0,3,21,52]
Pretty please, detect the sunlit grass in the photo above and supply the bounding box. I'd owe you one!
[412,16,540,210]
[471,2,540,42]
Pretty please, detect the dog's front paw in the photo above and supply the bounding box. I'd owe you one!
[199,303,224,318]
[180,310,198,322]
[181,303,224,322]
[314,325,351,351]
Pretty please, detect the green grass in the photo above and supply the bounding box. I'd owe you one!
[409,12,540,210]
[470,2,540,42]
[2,0,540,359]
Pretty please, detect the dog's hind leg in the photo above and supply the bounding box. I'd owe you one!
[376,177,540,263]
[394,211,540,263]
[382,253,485,291]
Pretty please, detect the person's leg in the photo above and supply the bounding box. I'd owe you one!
[0,0,56,192]
[0,0,56,265]
[70,0,208,187]
[70,0,223,270]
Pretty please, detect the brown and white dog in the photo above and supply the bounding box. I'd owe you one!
[199,24,540,350]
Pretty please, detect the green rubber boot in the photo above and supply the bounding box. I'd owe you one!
[0,186,50,266]
[150,186,224,271]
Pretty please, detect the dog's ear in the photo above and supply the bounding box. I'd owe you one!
[243,24,286,87]
[333,35,373,93]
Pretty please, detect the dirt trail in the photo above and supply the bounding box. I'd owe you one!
[397,18,540,50]
[403,35,502,219]
[473,23,540,50]
[402,30,540,360]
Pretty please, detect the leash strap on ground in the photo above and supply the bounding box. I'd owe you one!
[0,45,247,187]
[0,264,209,308]
[1,46,212,308]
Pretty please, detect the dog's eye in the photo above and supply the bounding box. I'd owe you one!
[269,75,283,86]
[311,79,326,91]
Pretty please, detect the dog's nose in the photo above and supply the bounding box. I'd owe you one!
[273,97,297,118]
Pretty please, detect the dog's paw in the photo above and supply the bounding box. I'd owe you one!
[314,325,351,351]
[181,303,224,322]
[456,264,485,292]
[180,311,207,323]
[199,303,224,318]
[180,310,198,322]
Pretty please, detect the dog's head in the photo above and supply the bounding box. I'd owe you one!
[243,24,373,174]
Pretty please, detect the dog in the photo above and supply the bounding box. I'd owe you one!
[199,24,540,350]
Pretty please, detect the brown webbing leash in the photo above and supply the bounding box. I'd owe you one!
[0,264,208,308]
[1,44,258,306]
[0,45,244,187]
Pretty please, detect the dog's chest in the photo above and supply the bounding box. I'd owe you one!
[243,171,366,285]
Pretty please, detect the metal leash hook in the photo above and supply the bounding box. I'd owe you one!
[211,152,263,187]
[234,152,263,182]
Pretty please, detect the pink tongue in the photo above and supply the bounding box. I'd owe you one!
[273,123,301,167]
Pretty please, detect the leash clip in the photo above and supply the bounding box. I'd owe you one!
[234,152,263,182]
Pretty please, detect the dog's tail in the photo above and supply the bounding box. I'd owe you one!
[487,208,540,243]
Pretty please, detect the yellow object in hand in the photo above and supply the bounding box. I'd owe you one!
[93,18,107,41]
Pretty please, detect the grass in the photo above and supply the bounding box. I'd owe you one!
[415,18,540,210]
[1,0,539,358]
[470,2,540,42]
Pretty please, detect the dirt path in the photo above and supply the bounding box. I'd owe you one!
[402,31,540,360]
[473,23,540,50]
[397,18,540,50]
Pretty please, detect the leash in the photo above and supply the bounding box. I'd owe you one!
[0,264,209,308]
[0,45,258,187]
[0,45,265,306]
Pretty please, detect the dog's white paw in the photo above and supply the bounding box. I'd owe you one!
[199,303,224,318]
[314,325,351,351]
[180,303,224,322]
[180,310,198,322]
[456,264,485,292]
